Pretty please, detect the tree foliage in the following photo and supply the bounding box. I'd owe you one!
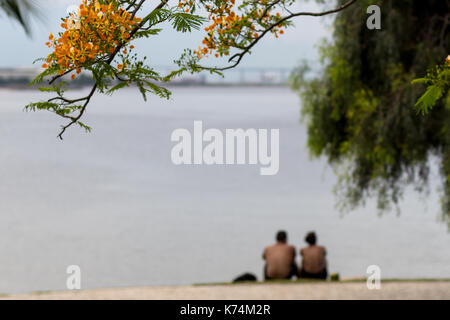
[413,58,450,115]
[26,0,357,139]
[0,0,37,35]
[292,0,450,224]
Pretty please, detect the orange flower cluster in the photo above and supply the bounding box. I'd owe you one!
[194,0,286,59]
[42,0,142,80]
[178,0,194,13]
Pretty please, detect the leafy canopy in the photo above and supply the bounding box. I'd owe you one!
[26,0,357,139]
[292,0,450,225]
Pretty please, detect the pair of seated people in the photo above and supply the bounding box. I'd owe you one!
[263,230,327,280]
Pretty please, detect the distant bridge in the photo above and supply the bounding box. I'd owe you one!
[0,66,294,85]
[154,65,293,84]
[0,68,40,80]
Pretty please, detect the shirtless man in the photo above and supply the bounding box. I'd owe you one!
[262,231,297,280]
[299,231,328,280]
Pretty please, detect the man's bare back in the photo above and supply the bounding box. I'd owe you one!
[263,240,296,279]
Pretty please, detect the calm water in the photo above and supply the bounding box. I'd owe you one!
[0,86,448,294]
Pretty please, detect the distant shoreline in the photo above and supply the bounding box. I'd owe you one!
[0,83,290,91]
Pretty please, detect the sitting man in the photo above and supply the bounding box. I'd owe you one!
[263,231,297,280]
[298,231,328,280]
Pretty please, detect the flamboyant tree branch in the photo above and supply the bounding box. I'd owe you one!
[54,0,166,139]
[200,0,358,72]
[29,0,359,139]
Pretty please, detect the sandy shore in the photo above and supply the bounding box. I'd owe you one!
[2,281,450,300]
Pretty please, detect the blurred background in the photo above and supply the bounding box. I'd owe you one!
[0,0,448,294]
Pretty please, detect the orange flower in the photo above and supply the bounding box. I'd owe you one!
[44,0,141,80]
[193,1,287,59]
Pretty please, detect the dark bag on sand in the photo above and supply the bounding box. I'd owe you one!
[233,273,258,283]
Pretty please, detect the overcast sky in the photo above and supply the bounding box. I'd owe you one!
[0,0,334,69]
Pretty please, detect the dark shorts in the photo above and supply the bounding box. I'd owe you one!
[298,268,328,280]
[264,264,298,280]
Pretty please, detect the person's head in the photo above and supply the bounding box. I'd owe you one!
[276,230,287,243]
[305,232,317,246]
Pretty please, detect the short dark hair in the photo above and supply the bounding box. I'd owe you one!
[305,232,317,245]
[276,231,287,242]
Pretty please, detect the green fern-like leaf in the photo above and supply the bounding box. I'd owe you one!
[415,85,443,115]
[142,8,172,27]
[170,12,205,33]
